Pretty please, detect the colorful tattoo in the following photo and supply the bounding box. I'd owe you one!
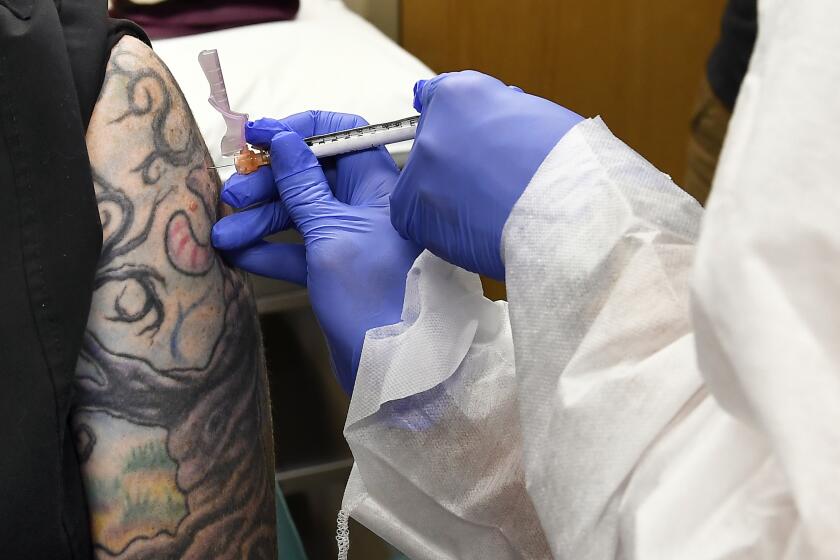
[73,37,276,559]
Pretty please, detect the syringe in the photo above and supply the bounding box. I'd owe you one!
[209,115,419,173]
[304,115,418,158]
[200,48,419,174]
[203,49,420,174]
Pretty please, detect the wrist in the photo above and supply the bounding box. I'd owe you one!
[322,238,420,394]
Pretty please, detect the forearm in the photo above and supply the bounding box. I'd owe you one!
[345,119,706,557]
[343,251,546,556]
[73,37,275,558]
[503,117,704,556]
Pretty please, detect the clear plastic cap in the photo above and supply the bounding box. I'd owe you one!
[198,49,248,156]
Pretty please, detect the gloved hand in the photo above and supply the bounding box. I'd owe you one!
[212,111,421,393]
[392,70,583,280]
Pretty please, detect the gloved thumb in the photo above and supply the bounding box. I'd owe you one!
[413,72,523,113]
[412,73,453,112]
[412,79,428,112]
[268,130,337,224]
[246,117,291,147]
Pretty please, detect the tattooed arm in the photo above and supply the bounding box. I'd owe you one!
[72,36,276,559]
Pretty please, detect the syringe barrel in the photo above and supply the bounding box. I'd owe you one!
[307,125,417,158]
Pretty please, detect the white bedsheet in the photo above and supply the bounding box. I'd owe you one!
[153,0,433,175]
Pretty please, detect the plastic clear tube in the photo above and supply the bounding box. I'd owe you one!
[198,49,249,157]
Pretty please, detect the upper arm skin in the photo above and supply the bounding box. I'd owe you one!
[73,36,276,559]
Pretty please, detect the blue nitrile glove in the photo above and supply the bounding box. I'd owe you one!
[392,71,584,280]
[212,112,421,393]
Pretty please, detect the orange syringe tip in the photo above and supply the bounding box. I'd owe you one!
[234,147,270,175]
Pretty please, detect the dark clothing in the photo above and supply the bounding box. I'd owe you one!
[110,0,299,39]
[0,2,147,557]
[707,0,758,111]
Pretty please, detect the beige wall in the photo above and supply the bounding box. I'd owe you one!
[343,0,400,41]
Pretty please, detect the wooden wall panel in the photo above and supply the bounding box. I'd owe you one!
[401,0,727,189]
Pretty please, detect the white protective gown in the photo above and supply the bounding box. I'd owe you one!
[339,1,840,558]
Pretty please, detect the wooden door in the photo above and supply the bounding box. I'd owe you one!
[401,0,727,189]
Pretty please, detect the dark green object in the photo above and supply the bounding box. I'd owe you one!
[276,483,307,560]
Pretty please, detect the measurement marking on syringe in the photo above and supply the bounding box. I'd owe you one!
[304,116,420,147]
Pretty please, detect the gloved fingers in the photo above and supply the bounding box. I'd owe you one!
[412,79,428,112]
[220,241,307,286]
[388,182,418,243]
[245,111,368,147]
[245,117,292,148]
[333,149,398,206]
[249,112,398,206]
[273,111,398,205]
[413,72,459,112]
[285,110,369,138]
[211,200,291,250]
[269,130,340,221]
[412,71,509,113]
[220,166,277,208]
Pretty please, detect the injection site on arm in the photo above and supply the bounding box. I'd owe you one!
[198,49,269,175]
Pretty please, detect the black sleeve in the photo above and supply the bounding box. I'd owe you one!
[706,0,758,111]
[0,1,146,558]
[59,1,150,130]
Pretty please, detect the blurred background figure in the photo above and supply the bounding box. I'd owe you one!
[685,0,757,204]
